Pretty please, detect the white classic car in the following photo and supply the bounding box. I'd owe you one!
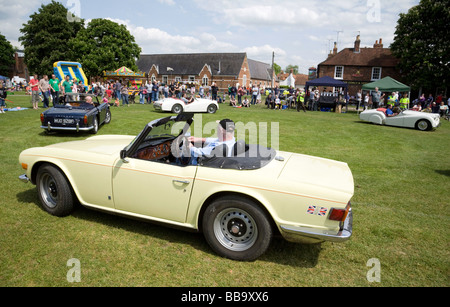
[18,114,354,261]
[359,108,440,131]
[153,97,219,114]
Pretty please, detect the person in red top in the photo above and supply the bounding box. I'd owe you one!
[29,75,40,110]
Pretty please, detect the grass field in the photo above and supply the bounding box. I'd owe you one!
[0,93,449,287]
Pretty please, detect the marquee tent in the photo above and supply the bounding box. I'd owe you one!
[305,76,348,92]
[103,66,146,78]
[362,76,410,93]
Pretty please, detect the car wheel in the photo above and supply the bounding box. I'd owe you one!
[207,104,217,114]
[91,117,98,134]
[104,109,111,124]
[172,104,183,114]
[202,196,272,261]
[36,164,76,217]
[416,119,431,131]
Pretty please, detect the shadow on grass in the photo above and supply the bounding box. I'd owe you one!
[16,188,321,267]
[435,169,450,177]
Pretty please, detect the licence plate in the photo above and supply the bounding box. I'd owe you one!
[54,118,75,125]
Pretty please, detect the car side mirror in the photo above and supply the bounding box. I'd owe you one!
[120,149,129,163]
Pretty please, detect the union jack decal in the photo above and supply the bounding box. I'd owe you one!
[318,207,328,216]
[307,205,316,214]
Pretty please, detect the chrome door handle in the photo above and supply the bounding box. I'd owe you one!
[173,179,190,184]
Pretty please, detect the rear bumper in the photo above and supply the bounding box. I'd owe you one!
[280,209,353,244]
[41,123,94,132]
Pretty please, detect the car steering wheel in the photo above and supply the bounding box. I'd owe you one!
[171,135,192,165]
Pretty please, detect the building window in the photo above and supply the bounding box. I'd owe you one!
[188,76,195,82]
[334,66,344,79]
[151,74,156,82]
[162,75,168,84]
[175,76,181,82]
[371,67,382,80]
[202,75,209,86]
[243,75,247,87]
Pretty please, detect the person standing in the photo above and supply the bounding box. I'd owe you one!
[39,75,51,108]
[49,74,60,105]
[0,82,7,113]
[399,93,410,110]
[121,83,129,107]
[371,87,383,109]
[29,75,40,110]
[211,82,218,101]
[251,84,258,105]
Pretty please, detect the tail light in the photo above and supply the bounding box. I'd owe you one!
[329,202,351,222]
[84,115,88,125]
[40,113,44,123]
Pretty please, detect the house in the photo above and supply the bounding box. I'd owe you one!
[277,70,309,89]
[317,35,401,95]
[136,53,274,91]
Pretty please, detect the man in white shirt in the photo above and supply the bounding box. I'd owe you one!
[188,119,236,159]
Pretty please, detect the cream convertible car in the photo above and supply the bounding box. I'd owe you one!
[19,114,354,261]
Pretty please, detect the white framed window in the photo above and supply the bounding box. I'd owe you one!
[162,75,168,84]
[175,76,181,82]
[151,74,156,82]
[243,75,247,87]
[371,67,382,80]
[202,75,209,86]
[334,66,344,79]
[188,75,195,82]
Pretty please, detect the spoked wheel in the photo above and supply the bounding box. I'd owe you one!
[202,196,272,261]
[207,104,217,114]
[416,119,431,131]
[36,164,76,217]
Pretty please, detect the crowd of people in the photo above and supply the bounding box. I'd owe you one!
[1,75,449,121]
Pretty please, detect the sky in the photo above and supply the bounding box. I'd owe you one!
[0,0,419,74]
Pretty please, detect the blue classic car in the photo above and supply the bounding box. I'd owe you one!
[40,93,111,134]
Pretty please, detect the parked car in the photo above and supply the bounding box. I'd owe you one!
[19,113,353,261]
[359,108,440,131]
[153,97,219,114]
[40,93,111,134]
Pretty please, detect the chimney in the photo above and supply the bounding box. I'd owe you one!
[374,38,383,48]
[333,42,338,55]
[354,35,361,53]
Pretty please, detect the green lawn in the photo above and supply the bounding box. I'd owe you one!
[1,94,449,287]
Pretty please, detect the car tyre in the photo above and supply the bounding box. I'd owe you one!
[207,104,217,114]
[36,164,76,217]
[104,109,111,124]
[415,119,431,131]
[172,104,183,114]
[91,117,99,134]
[202,196,272,261]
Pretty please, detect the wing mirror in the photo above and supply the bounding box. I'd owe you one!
[120,149,129,163]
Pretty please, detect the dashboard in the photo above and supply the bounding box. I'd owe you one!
[133,140,172,161]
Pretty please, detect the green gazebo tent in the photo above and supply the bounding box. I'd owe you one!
[362,76,410,93]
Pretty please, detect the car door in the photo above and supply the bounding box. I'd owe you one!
[111,158,197,223]
[384,113,405,127]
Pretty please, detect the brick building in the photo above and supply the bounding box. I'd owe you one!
[136,53,274,91]
[317,36,401,96]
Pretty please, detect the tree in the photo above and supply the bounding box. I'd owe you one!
[272,63,281,76]
[0,33,15,76]
[68,19,142,78]
[285,65,299,75]
[19,1,84,76]
[391,0,450,91]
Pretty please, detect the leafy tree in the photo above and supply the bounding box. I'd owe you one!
[0,33,15,76]
[391,0,450,91]
[285,64,299,75]
[19,1,84,76]
[69,19,142,77]
[272,63,281,76]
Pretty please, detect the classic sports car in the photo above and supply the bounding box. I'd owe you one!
[359,108,440,131]
[19,114,353,261]
[153,97,219,114]
[40,93,111,134]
